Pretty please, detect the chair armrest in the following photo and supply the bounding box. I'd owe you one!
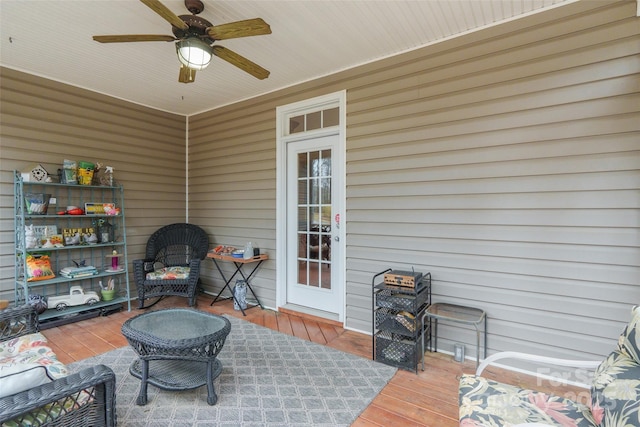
[187,258,202,279]
[132,258,155,282]
[0,305,38,340]
[0,364,116,426]
[476,351,601,389]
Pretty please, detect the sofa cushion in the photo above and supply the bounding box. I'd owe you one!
[145,266,190,280]
[0,363,54,398]
[616,306,640,365]
[0,332,68,388]
[590,349,640,426]
[0,331,49,355]
[459,374,597,426]
[589,306,640,426]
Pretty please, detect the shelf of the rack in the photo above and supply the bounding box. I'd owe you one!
[18,269,127,288]
[17,242,125,253]
[38,296,127,321]
[23,214,122,220]
[22,182,120,190]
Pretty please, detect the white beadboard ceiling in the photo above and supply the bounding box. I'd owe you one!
[0,0,574,116]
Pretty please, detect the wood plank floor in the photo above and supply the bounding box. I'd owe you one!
[41,295,583,426]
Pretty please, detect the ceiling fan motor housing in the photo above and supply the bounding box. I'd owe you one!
[173,15,214,42]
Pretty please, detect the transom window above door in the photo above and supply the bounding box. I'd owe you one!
[288,107,339,135]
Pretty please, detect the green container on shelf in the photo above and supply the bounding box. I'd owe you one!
[101,289,116,301]
[77,161,95,185]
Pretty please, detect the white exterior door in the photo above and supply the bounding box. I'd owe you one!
[286,136,341,313]
[276,91,346,320]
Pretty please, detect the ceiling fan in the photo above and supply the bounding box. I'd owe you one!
[93,0,271,83]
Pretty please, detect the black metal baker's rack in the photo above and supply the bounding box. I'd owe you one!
[372,268,431,372]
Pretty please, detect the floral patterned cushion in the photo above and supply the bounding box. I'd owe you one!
[459,374,597,427]
[460,307,640,427]
[615,306,640,364]
[0,331,49,355]
[145,266,190,280]
[590,308,640,427]
[0,332,68,379]
[0,332,69,398]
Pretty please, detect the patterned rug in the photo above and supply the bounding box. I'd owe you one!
[69,315,397,426]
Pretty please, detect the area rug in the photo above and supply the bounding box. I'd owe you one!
[69,315,397,426]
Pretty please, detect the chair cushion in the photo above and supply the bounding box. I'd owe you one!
[145,266,190,280]
[590,349,640,426]
[459,374,596,426]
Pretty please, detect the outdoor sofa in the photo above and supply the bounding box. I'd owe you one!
[0,304,116,426]
[459,306,640,426]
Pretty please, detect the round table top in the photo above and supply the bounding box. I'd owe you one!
[122,308,230,346]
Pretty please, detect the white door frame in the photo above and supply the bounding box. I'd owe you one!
[275,90,347,321]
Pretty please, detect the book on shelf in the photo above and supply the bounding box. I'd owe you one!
[59,266,99,278]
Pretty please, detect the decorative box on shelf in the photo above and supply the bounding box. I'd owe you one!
[383,270,423,288]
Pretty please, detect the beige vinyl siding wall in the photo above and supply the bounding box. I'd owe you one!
[345,0,640,359]
[0,68,187,302]
[188,103,278,305]
[190,0,639,359]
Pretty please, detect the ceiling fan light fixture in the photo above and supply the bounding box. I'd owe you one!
[176,37,212,70]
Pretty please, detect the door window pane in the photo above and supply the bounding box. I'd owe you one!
[310,151,320,177]
[298,180,307,204]
[320,178,331,205]
[297,207,307,232]
[309,262,320,287]
[290,115,304,134]
[310,178,320,205]
[297,153,307,178]
[306,111,321,131]
[298,260,308,284]
[323,107,339,127]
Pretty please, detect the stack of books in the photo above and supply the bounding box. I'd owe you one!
[59,266,99,278]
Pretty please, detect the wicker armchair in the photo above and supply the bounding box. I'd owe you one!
[0,304,116,426]
[133,223,209,309]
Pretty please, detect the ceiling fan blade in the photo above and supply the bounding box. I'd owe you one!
[93,35,175,43]
[207,18,271,40]
[212,46,270,80]
[139,0,188,30]
[179,65,196,83]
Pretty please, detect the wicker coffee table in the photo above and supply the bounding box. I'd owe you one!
[121,308,231,405]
